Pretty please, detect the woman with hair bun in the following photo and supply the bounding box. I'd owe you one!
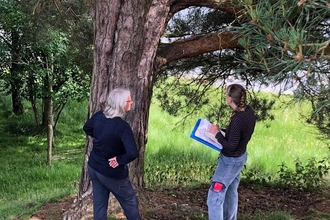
[206,84,256,220]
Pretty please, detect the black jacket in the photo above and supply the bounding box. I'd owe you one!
[83,111,139,179]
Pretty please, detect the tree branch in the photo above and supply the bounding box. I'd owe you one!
[156,30,242,68]
[170,0,242,15]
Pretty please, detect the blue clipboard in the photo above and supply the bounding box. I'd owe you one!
[190,119,223,152]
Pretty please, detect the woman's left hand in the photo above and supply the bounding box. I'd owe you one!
[109,157,119,168]
[207,124,220,135]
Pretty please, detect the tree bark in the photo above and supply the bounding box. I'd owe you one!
[46,54,54,166]
[10,30,24,115]
[28,75,39,126]
[10,79,24,114]
[46,98,54,165]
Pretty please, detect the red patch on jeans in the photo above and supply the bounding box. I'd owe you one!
[213,182,223,191]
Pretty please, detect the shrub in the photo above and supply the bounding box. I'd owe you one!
[277,157,330,191]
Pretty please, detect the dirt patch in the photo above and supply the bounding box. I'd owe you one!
[29,184,330,220]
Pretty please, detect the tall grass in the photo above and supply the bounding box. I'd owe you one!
[249,95,329,176]
[145,93,330,187]
[0,97,85,219]
[0,91,329,218]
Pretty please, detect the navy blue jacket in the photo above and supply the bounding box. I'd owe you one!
[83,111,139,179]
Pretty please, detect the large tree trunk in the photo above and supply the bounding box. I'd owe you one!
[63,0,170,219]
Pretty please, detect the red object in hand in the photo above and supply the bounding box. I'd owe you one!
[213,182,223,191]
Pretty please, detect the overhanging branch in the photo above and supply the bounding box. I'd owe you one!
[170,0,242,15]
[156,30,242,68]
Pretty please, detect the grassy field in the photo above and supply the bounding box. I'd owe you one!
[145,94,330,187]
[0,92,329,219]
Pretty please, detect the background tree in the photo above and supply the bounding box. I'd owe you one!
[0,1,32,114]
[0,0,93,164]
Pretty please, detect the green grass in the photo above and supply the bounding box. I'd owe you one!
[0,92,329,219]
[145,95,330,187]
[0,97,85,219]
[247,103,329,175]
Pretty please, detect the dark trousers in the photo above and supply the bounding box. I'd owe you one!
[88,166,141,220]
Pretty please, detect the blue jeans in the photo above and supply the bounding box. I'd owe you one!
[88,166,141,220]
[207,152,247,220]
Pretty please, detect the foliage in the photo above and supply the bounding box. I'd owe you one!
[241,165,272,185]
[0,0,92,125]
[165,7,236,37]
[154,77,220,118]
[157,7,284,126]
[235,0,330,76]
[277,157,330,191]
[154,77,276,126]
[304,89,330,138]
[234,0,330,136]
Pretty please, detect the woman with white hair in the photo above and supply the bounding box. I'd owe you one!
[83,87,141,220]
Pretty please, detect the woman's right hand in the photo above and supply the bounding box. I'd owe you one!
[108,157,119,168]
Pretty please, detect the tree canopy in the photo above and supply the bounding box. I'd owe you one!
[155,0,330,134]
[0,0,93,123]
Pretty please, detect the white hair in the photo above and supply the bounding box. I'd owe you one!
[103,88,130,118]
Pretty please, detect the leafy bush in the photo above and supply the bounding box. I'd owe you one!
[241,165,272,185]
[277,157,330,190]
